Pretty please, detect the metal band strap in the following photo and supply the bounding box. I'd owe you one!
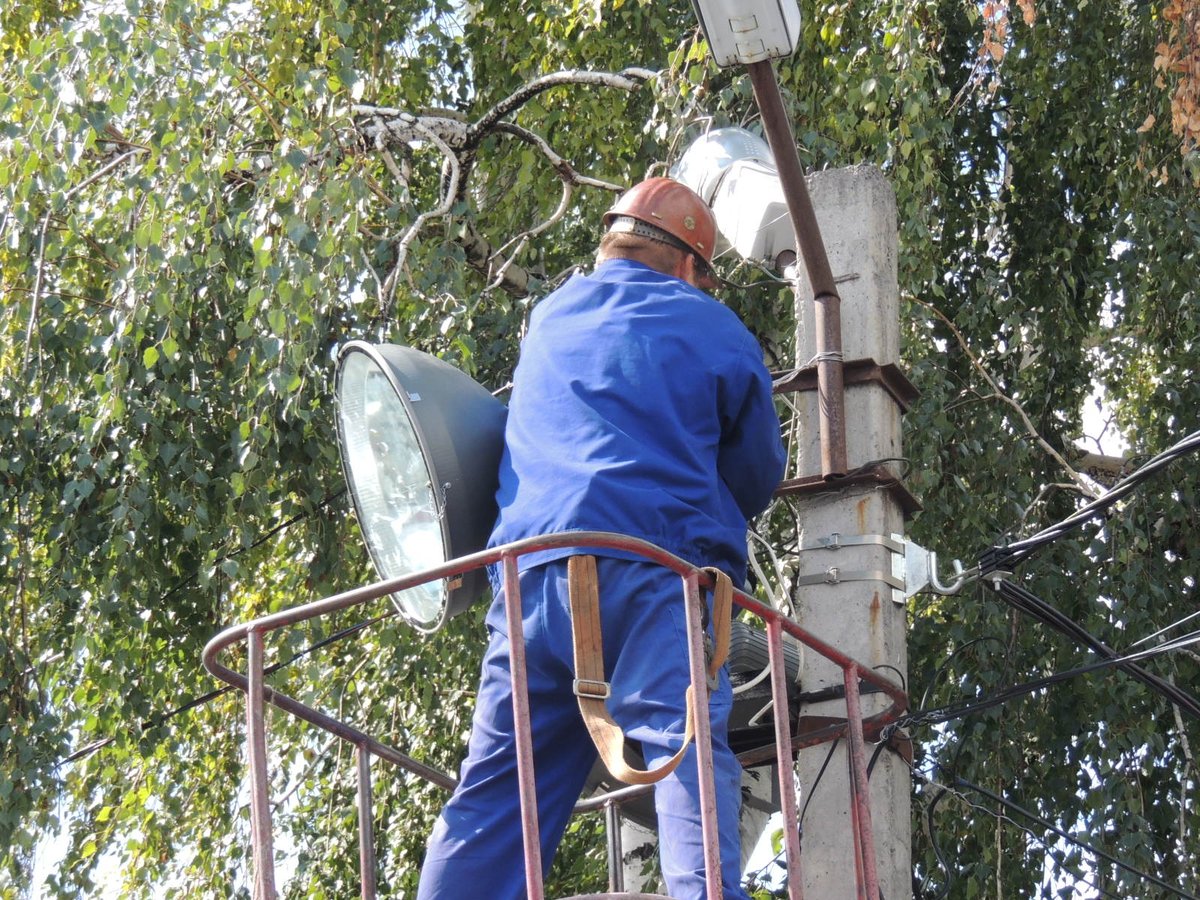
[568,555,731,786]
[797,532,905,555]
[794,568,906,591]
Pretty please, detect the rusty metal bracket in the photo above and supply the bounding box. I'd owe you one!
[775,465,922,518]
[773,358,919,412]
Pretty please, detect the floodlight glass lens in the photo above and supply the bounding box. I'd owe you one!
[337,351,444,626]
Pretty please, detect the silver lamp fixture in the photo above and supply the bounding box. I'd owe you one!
[671,127,796,272]
[334,341,506,632]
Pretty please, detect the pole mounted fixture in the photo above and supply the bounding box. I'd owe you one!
[690,0,802,67]
[334,341,507,632]
[671,127,800,271]
[689,0,848,478]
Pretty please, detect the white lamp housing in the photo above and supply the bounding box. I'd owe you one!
[690,0,802,68]
[671,128,796,271]
[335,341,506,632]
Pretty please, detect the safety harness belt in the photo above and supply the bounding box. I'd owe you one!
[568,554,732,785]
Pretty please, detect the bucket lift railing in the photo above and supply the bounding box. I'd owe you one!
[203,530,908,900]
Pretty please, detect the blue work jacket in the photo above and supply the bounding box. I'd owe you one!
[488,258,786,584]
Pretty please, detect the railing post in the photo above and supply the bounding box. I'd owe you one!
[503,553,545,900]
[247,628,278,900]
[843,665,882,900]
[605,799,624,892]
[200,533,909,900]
[768,619,805,900]
[356,745,378,899]
[682,571,723,899]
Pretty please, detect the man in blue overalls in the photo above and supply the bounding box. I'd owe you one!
[418,177,786,899]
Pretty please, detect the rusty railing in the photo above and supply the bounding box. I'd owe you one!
[202,530,907,900]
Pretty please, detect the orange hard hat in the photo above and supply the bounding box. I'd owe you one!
[602,177,718,267]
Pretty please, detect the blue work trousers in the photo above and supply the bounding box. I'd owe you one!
[417,556,750,900]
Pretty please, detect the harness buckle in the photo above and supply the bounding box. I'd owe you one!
[573,678,611,700]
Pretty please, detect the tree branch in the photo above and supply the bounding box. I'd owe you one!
[378,120,462,312]
[916,297,1100,499]
[350,68,655,306]
[465,67,654,144]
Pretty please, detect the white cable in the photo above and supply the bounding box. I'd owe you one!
[1129,609,1200,649]
[736,525,805,695]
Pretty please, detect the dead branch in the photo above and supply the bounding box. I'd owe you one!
[466,67,655,143]
[379,120,462,310]
[352,68,655,304]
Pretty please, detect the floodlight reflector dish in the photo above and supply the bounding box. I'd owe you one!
[334,341,506,632]
[672,127,796,268]
[671,128,775,205]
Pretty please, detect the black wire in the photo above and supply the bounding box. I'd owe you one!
[915,766,1128,900]
[917,780,954,900]
[980,428,1200,575]
[863,665,909,781]
[940,768,1200,900]
[895,626,1200,733]
[873,663,907,693]
[988,577,1200,720]
[917,636,1005,712]
[58,610,393,767]
[108,490,347,613]
[798,736,840,834]
[866,736,889,780]
[54,489,351,767]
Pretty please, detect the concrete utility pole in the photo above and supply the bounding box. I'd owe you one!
[781,165,913,900]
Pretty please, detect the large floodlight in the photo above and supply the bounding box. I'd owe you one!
[690,0,801,68]
[671,127,796,271]
[335,341,506,632]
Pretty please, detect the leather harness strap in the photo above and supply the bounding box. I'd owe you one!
[567,554,732,785]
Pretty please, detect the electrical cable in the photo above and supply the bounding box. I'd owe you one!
[979,428,1200,575]
[742,736,841,890]
[916,780,953,900]
[54,490,350,766]
[1130,606,1200,649]
[798,736,840,834]
[894,626,1200,733]
[914,767,1129,900]
[143,489,346,610]
[933,765,1200,900]
[58,610,393,766]
[739,524,803,695]
[987,577,1200,720]
[916,636,1005,713]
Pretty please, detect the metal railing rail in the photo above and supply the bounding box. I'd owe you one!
[202,530,908,900]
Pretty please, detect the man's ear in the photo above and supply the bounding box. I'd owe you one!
[689,255,719,293]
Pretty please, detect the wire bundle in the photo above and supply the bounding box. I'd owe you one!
[979,428,1200,575]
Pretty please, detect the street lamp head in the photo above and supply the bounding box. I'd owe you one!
[690,0,802,68]
[334,341,506,632]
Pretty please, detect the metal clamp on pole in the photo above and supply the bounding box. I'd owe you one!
[797,533,908,604]
[799,532,905,555]
[795,568,906,591]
